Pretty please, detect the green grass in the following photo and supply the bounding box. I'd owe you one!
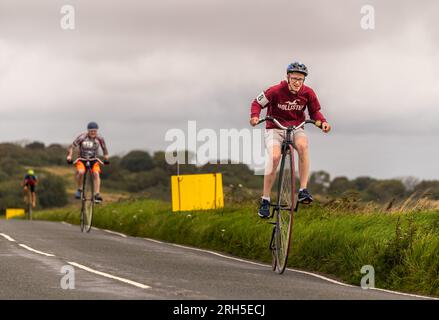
[33,199,439,298]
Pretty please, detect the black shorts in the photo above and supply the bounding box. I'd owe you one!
[25,184,36,193]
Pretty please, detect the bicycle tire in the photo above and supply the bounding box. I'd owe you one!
[80,170,94,232]
[270,226,277,271]
[26,190,32,220]
[80,171,87,232]
[273,144,296,274]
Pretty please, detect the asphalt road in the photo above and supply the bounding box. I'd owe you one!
[0,219,434,300]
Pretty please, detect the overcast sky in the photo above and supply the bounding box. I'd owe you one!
[0,0,438,180]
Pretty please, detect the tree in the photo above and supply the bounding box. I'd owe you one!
[398,176,421,192]
[328,176,352,196]
[353,176,376,191]
[153,151,176,174]
[413,180,439,199]
[364,180,406,202]
[127,168,168,192]
[120,150,154,172]
[25,141,45,150]
[309,171,331,194]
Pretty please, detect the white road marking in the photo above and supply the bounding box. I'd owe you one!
[0,233,16,242]
[171,243,269,267]
[67,261,151,289]
[19,244,55,257]
[143,237,164,244]
[286,268,354,287]
[103,229,127,238]
[369,287,439,300]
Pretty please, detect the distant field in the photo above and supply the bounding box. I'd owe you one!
[33,199,439,298]
[40,166,72,178]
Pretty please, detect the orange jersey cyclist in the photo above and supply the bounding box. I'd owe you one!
[66,122,109,203]
[250,62,331,218]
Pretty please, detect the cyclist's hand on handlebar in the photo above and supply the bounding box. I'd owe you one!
[321,122,331,133]
[66,156,73,164]
[103,155,110,165]
[250,117,259,127]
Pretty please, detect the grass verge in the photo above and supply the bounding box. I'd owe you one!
[33,199,439,297]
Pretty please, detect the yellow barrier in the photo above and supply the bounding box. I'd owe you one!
[6,208,25,219]
[171,173,224,212]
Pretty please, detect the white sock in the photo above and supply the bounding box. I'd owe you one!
[262,196,270,202]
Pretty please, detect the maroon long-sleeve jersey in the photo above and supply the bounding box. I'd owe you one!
[250,80,327,129]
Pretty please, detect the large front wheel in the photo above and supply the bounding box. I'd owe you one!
[26,190,33,221]
[273,144,296,274]
[80,171,94,233]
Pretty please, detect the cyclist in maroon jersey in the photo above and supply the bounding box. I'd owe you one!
[250,62,331,218]
[66,122,109,203]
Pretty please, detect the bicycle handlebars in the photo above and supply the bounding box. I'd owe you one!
[257,116,322,130]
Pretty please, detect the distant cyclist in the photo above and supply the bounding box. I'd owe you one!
[23,169,38,208]
[66,122,109,203]
[250,61,331,218]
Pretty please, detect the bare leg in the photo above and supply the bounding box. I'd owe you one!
[263,145,282,198]
[23,187,28,203]
[93,172,101,194]
[77,171,84,190]
[31,192,36,208]
[294,135,309,189]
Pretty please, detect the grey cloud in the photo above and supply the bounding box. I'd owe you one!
[1,0,438,179]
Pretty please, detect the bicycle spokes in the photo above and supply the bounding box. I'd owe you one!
[80,172,94,232]
[271,146,295,274]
